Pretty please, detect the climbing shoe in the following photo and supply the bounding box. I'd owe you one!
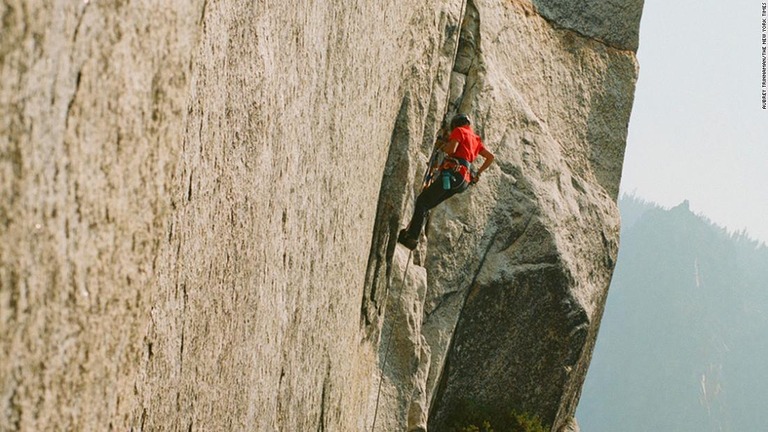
[398,229,418,250]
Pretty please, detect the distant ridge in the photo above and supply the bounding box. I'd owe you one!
[578,194,768,432]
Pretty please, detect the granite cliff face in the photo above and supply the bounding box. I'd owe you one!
[1,0,641,431]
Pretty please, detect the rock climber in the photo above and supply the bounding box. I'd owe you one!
[398,113,495,250]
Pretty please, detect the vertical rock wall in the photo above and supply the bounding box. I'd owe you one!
[364,0,643,431]
[0,0,453,430]
[1,0,642,431]
[1,2,204,430]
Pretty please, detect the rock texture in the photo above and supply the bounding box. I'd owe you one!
[532,0,645,51]
[364,0,642,430]
[1,0,641,431]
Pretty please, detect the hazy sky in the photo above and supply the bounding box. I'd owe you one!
[619,0,768,243]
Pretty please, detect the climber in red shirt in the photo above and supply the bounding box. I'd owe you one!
[398,113,495,250]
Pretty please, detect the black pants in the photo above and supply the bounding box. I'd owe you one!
[405,170,468,239]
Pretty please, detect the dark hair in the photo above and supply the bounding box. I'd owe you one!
[450,113,471,129]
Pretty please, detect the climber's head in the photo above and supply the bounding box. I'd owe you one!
[450,113,471,130]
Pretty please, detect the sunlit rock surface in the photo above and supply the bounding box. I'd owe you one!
[1,0,641,430]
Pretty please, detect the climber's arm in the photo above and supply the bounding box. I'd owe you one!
[475,148,495,180]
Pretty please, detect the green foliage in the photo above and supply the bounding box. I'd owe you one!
[510,412,546,432]
[456,420,494,432]
[446,399,548,432]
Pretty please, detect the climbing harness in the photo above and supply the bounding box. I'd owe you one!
[440,156,474,189]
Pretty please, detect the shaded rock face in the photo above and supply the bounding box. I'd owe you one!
[364,0,640,430]
[532,0,645,51]
[1,1,640,432]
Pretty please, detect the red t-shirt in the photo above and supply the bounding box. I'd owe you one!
[448,125,485,163]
